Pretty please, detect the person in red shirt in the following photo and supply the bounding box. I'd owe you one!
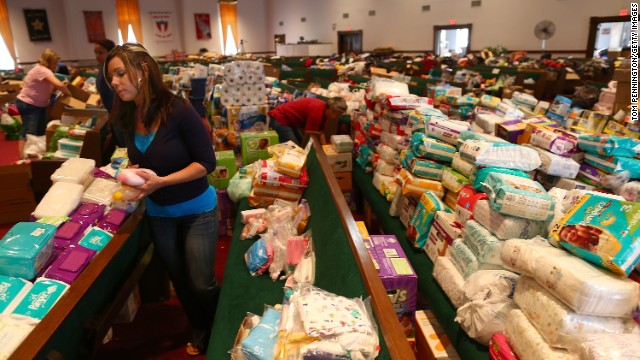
[268,96,347,145]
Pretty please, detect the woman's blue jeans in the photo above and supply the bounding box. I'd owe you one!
[15,98,47,140]
[148,208,219,333]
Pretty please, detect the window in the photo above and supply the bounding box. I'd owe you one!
[219,1,238,55]
[0,34,14,70]
[433,24,472,57]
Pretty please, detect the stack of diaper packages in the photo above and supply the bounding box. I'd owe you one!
[437,94,478,121]
[576,134,640,190]
[500,238,640,360]
[231,285,380,360]
[248,141,311,208]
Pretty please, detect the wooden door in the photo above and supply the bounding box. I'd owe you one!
[338,30,363,55]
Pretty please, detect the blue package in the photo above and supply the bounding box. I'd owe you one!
[241,307,281,360]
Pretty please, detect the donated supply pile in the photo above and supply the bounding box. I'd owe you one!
[0,156,136,358]
[348,75,640,359]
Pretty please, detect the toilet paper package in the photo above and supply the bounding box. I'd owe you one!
[480,172,555,221]
[426,118,471,145]
[460,140,541,171]
[526,145,580,178]
[549,193,640,276]
[473,200,547,240]
[501,239,639,317]
[400,150,444,181]
[514,276,640,349]
[410,133,456,163]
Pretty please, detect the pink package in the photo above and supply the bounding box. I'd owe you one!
[43,245,96,284]
[53,220,91,252]
[286,236,309,266]
[489,332,519,360]
[70,202,107,226]
[97,208,129,234]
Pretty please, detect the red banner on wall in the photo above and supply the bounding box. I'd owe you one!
[83,11,106,43]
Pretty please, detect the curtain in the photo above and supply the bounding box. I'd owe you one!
[0,0,15,62]
[219,2,238,53]
[115,0,143,44]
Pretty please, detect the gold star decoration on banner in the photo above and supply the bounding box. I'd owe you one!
[31,19,44,31]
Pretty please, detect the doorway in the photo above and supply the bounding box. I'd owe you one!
[433,24,472,57]
[586,16,631,58]
[338,30,363,55]
[274,34,285,52]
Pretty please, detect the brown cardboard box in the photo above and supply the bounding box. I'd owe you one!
[334,171,353,191]
[45,124,103,165]
[0,164,36,224]
[48,95,87,120]
[263,63,281,79]
[614,69,631,82]
[615,80,631,104]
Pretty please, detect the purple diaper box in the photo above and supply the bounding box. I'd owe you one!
[365,234,418,317]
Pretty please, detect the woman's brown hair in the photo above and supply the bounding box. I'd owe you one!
[104,43,184,131]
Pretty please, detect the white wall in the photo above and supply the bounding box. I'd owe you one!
[265,0,632,54]
[6,0,633,64]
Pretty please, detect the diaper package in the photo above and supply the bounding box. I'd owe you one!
[460,140,541,171]
[569,333,640,360]
[433,256,466,308]
[514,276,640,349]
[474,112,505,134]
[330,135,354,153]
[375,160,397,177]
[425,211,462,261]
[410,133,456,163]
[455,185,489,226]
[426,118,471,145]
[400,150,444,181]
[444,190,459,210]
[407,191,450,249]
[396,168,445,199]
[501,239,640,317]
[463,220,504,266]
[527,125,579,157]
[505,309,575,360]
[441,167,469,193]
[449,239,480,278]
[554,177,596,191]
[584,152,640,179]
[577,163,609,188]
[472,167,530,192]
[473,200,547,240]
[578,134,640,158]
[549,193,640,276]
[526,145,580,178]
[480,172,555,221]
[451,153,477,179]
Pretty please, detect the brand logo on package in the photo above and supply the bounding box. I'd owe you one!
[28,285,58,310]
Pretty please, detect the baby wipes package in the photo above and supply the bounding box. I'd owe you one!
[549,193,640,276]
[480,172,554,221]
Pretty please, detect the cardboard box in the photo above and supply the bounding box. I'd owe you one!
[614,68,631,82]
[240,131,279,165]
[263,64,281,79]
[227,105,269,132]
[0,164,36,224]
[366,234,418,316]
[334,171,353,191]
[45,124,103,166]
[208,150,237,189]
[322,144,352,172]
[615,80,631,105]
[415,310,460,360]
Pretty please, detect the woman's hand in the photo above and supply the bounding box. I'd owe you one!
[130,169,165,200]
